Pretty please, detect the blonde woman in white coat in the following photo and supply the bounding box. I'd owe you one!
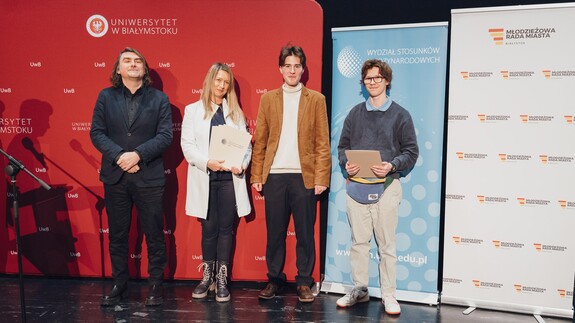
[181,63,251,303]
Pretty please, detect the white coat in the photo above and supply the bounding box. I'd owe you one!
[181,99,252,218]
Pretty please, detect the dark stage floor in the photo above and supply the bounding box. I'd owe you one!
[0,276,571,322]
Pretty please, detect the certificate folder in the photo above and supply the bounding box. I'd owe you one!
[208,125,252,169]
[344,150,382,178]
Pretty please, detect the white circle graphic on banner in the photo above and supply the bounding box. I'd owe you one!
[337,46,362,78]
[86,15,109,38]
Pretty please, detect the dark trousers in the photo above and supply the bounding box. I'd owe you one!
[200,179,236,263]
[104,174,167,285]
[263,173,316,286]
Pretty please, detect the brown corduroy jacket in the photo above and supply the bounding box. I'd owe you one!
[250,85,331,189]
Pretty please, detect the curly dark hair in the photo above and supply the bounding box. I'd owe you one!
[361,59,392,90]
[110,47,152,88]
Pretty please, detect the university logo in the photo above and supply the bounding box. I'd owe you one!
[337,46,362,79]
[86,14,109,38]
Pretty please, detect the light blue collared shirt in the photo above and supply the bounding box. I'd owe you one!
[365,96,392,112]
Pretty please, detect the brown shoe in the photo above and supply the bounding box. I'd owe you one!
[258,282,278,300]
[297,285,315,303]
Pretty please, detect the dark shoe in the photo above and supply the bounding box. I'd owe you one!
[145,284,163,306]
[215,262,230,303]
[297,285,315,303]
[258,282,278,300]
[101,283,127,306]
[192,261,215,299]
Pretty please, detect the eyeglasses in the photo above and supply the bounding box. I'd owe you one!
[363,76,384,84]
[282,64,303,71]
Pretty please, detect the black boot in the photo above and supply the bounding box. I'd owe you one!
[101,282,127,306]
[145,283,164,306]
[192,261,215,299]
[215,261,230,302]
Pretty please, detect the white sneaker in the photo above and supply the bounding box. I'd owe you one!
[336,288,369,307]
[383,295,401,315]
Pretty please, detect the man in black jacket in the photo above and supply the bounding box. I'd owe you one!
[90,47,172,307]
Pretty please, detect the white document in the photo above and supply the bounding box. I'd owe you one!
[208,125,252,169]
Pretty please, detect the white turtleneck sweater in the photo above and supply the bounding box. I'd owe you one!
[270,83,302,174]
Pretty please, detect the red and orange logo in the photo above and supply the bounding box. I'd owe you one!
[498,154,507,161]
[488,28,504,45]
[564,116,573,124]
[473,279,481,287]
[514,284,523,293]
[492,240,501,248]
[476,195,485,203]
[543,70,551,79]
[460,72,469,80]
[517,197,526,205]
[558,289,567,297]
[534,243,542,251]
[520,114,529,123]
[500,70,509,80]
[456,152,464,160]
[559,200,567,208]
[452,236,461,244]
[539,155,548,164]
[478,114,486,122]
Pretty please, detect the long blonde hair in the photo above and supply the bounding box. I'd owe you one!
[201,63,244,124]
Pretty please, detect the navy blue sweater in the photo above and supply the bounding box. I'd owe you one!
[337,100,419,179]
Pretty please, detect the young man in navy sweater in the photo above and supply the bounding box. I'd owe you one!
[336,59,418,315]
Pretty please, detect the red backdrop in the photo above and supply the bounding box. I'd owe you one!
[0,0,323,282]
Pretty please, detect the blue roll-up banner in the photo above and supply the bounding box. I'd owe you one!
[323,22,448,304]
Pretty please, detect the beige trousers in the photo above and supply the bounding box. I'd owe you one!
[346,179,402,296]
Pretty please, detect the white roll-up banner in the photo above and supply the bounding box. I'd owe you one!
[444,3,575,319]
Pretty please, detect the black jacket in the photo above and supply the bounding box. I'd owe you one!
[90,85,173,186]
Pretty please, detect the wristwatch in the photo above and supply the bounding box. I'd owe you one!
[390,162,397,173]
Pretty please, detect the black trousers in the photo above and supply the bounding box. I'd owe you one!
[104,174,167,285]
[200,179,236,263]
[263,173,316,286]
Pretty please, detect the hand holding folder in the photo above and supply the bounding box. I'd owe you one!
[208,125,252,170]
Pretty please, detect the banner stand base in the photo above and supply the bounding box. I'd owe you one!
[462,306,476,315]
[442,295,573,319]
